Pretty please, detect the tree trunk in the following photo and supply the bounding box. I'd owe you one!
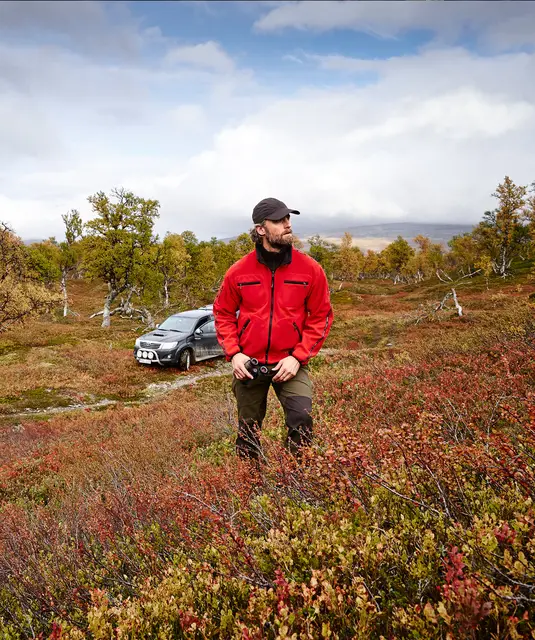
[451,288,463,317]
[143,308,155,328]
[102,299,111,328]
[102,288,118,328]
[122,287,136,316]
[61,270,68,317]
[499,246,508,278]
[164,279,169,308]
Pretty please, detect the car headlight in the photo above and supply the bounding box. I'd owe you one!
[160,341,178,350]
[135,338,142,347]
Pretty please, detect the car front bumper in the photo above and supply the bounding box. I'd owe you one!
[134,347,177,365]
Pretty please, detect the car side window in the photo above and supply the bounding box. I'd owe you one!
[195,317,210,331]
[203,321,215,333]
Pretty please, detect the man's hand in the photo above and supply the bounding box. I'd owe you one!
[272,355,300,383]
[232,352,254,380]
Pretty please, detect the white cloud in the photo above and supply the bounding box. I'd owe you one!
[0,91,61,161]
[0,15,261,240]
[254,1,535,50]
[138,48,535,237]
[345,89,534,143]
[282,53,304,65]
[0,0,155,59]
[164,41,235,73]
[1,4,534,243]
[169,104,208,130]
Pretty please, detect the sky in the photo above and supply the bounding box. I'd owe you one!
[1,0,535,242]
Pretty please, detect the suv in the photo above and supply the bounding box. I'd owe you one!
[134,309,224,371]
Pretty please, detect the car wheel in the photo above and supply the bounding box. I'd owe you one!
[179,349,192,371]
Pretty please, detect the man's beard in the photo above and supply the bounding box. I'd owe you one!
[264,227,294,250]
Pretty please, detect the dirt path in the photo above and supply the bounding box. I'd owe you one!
[4,349,354,420]
[142,361,233,399]
[4,362,234,419]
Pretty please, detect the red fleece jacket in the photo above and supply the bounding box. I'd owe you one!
[213,246,333,366]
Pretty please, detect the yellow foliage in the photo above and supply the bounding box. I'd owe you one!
[0,223,62,332]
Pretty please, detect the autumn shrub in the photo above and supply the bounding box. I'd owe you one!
[0,280,195,411]
[0,340,175,406]
[0,330,532,636]
[1,281,534,638]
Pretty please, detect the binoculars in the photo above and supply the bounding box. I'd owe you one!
[244,358,275,379]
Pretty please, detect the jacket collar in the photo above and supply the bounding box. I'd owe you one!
[255,243,293,270]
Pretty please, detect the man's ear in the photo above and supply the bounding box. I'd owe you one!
[256,224,266,237]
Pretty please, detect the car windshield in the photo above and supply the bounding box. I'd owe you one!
[158,316,198,332]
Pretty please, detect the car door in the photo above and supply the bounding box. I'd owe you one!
[200,320,222,357]
[191,318,212,361]
[193,320,220,360]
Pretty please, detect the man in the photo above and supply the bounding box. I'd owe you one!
[213,197,333,462]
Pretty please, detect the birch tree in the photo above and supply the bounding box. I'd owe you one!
[474,176,527,277]
[83,188,160,328]
[332,232,364,286]
[0,223,62,332]
[381,236,414,283]
[59,210,83,316]
[157,233,189,308]
[523,182,535,258]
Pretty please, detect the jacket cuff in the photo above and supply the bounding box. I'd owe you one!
[291,347,308,365]
[226,348,241,361]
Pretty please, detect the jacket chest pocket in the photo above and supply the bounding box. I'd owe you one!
[280,276,310,308]
[237,277,267,308]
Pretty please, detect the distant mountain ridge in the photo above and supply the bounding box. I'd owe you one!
[298,222,475,251]
[22,238,46,245]
[301,222,474,239]
[222,222,475,252]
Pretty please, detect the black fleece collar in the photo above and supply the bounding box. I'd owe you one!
[255,243,292,271]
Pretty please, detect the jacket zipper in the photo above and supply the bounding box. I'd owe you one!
[293,322,302,340]
[284,280,309,285]
[238,281,261,286]
[238,318,250,339]
[265,269,276,363]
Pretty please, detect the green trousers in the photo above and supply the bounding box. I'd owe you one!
[231,365,313,460]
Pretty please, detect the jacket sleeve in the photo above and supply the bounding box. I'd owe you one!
[291,264,333,366]
[213,270,242,361]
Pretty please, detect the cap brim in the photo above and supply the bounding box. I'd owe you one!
[264,207,300,221]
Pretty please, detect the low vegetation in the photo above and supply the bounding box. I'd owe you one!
[0,267,534,638]
[1,175,535,637]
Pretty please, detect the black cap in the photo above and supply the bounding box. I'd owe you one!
[252,197,300,224]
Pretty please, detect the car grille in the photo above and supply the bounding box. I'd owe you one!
[140,341,160,349]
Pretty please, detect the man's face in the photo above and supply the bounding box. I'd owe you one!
[260,214,293,248]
